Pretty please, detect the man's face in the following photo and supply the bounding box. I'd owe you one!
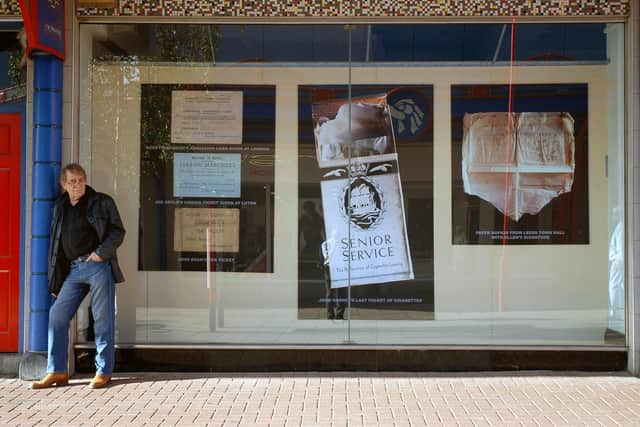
[61,171,86,204]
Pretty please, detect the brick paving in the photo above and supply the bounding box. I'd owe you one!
[2,372,640,426]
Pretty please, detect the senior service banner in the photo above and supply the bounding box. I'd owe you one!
[298,85,434,320]
[312,94,413,288]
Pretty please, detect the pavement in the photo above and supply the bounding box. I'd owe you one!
[2,372,640,426]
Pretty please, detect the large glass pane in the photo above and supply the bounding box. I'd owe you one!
[80,23,353,345]
[350,22,624,345]
[78,22,625,348]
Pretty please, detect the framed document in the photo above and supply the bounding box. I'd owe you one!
[171,91,243,145]
[173,153,241,198]
[174,208,240,253]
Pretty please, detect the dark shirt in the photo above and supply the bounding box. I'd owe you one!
[61,194,100,261]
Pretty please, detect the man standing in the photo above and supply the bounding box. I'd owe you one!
[31,163,125,389]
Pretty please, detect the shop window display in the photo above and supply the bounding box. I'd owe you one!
[79,22,625,346]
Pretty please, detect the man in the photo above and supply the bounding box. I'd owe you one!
[31,163,125,389]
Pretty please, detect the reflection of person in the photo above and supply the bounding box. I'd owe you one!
[321,241,346,320]
[32,164,126,390]
[315,102,389,162]
[300,200,324,255]
[608,221,624,325]
[245,226,269,272]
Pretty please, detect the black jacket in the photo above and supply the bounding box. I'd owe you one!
[48,185,126,295]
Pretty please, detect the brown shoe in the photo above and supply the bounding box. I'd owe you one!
[89,374,111,389]
[31,372,69,389]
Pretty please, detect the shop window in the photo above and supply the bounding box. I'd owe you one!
[79,22,625,347]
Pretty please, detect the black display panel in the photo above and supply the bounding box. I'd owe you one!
[139,84,275,272]
[451,84,589,245]
[298,85,434,320]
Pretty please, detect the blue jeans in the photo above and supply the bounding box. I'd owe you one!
[47,258,116,376]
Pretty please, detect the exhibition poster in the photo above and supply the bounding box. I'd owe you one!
[451,84,589,245]
[298,85,434,320]
[139,84,275,272]
[312,94,413,288]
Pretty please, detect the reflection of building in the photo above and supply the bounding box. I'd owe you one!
[0,1,638,375]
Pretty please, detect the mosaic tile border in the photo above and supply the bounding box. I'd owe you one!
[0,0,20,16]
[75,0,629,18]
[0,0,630,18]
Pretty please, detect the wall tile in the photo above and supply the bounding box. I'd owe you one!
[0,0,20,15]
[74,0,630,18]
[2,1,630,19]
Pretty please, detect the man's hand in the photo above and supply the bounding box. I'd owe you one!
[86,252,104,262]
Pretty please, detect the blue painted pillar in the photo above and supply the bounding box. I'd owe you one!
[28,55,63,352]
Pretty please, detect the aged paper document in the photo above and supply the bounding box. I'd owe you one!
[171,91,243,145]
[462,112,575,221]
[173,152,241,198]
[174,208,240,252]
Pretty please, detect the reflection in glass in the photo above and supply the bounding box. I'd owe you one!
[88,23,607,64]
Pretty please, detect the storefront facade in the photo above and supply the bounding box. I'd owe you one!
[2,0,639,372]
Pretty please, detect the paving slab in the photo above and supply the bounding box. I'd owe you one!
[1,372,640,426]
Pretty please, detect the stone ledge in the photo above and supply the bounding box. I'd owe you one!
[75,347,627,373]
[0,354,21,376]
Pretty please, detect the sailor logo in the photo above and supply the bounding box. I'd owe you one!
[343,177,383,230]
[49,0,62,8]
[390,98,425,135]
